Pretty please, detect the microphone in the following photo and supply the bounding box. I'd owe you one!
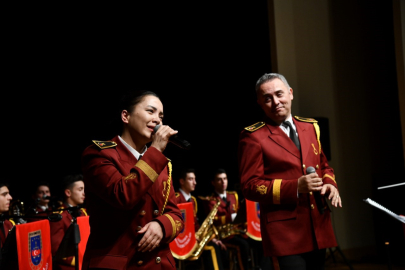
[306,166,324,214]
[42,195,52,200]
[153,125,191,150]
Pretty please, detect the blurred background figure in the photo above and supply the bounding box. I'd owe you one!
[50,173,87,270]
[25,181,57,222]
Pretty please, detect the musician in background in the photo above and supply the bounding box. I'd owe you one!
[50,173,87,270]
[26,181,54,222]
[201,168,251,270]
[175,168,225,270]
[0,181,18,270]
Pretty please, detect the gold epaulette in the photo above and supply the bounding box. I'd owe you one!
[175,192,180,198]
[92,140,117,149]
[191,195,198,215]
[81,208,88,216]
[244,121,265,132]
[294,116,322,154]
[294,116,318,123]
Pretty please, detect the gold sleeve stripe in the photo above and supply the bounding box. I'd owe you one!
[273,179,282,204]
[135,160,159,183]
[323,174,336,183]
[164,214,177,242]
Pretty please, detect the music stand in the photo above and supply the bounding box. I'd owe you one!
[54,206,81,270]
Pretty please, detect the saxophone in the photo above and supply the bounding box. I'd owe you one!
[186,200,221,260]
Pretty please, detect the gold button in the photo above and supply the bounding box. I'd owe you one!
[155,257,161,264]
[140,210,146,216]
[136,226,142,231]
[303,164,306,169]
[153,210,159,216]
[309,192,313,196]
[311,204,315,210]
[316,164,319,169]
[138,260,143,265]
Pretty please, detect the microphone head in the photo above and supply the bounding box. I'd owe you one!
[42,195,51,200]
[153,125,161,134]
[306,166,316,174]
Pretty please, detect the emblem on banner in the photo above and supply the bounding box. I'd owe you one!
[28,230,43,270]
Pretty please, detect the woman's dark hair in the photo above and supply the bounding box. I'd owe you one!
[120,90,160,113]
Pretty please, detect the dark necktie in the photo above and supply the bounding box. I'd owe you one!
[283,121,300,150]
[187,198,191,202]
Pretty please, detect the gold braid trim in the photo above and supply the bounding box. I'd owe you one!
[313,122,322,154]
[135,160,159,183]
[160,161,172,215]
[9,219,15,226]
[164,213,177,242]
[273,179,282,204]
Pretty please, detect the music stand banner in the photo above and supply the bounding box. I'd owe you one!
[77,216,90,270]
[246,199,262,241]
[170,202,197,259]
[16,219,52,270]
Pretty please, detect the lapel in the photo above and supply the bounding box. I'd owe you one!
[266,121,301,159]
[293,118,311,162]
[114,136,137,166]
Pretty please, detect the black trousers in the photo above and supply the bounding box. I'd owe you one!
[270,249,326,270]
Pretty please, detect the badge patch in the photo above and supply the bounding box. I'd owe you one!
[29,230,43,270]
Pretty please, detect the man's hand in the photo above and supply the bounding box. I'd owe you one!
[211,238,227,250]
[298,173,323,193]
[321,184,342,207]
[138,221,163,252]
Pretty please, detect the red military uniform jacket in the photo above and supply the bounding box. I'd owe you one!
[200,191,239,229]
[81,136,184,270]
[26,205,53,223]
[175,191,200,231]
[50,203,88,270]
[237,116,338,257]
[0,219,15,248]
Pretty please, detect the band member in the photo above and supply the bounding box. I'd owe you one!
[81,90,184,269]
[0,181,18,270]
[175,168,225,270]
[50,173,87,270]
[200,168,250,270]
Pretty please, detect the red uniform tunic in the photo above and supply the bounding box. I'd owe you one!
[50,203,87,270]
[81,136,184,270]
[237,117,338,257]
[175,191,199,231]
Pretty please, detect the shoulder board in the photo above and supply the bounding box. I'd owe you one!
[294,116,318,123]
[226,191,237,195]
[92,140,117,149]
[244,121,265,132]
[175,192,180,198]
[80,208,88,216]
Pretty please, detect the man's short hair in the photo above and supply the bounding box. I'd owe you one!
[179,168,196,181]
[255,73,291,93]
[0,181,9,189]
[62,174,84,191]
[213,168,227,179]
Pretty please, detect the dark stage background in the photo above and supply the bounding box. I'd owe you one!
[3,2,271,204]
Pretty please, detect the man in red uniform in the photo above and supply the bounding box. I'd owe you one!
[81,90,184,269]
[0,181,17,269]
[200,168,250,270]
[50,173,87,270]
[175,168,225,270]
[26,182,54,222]
[238,73,342,270]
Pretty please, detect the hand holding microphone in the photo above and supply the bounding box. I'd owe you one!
[152,125,191,150]
[306,166,324,214]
